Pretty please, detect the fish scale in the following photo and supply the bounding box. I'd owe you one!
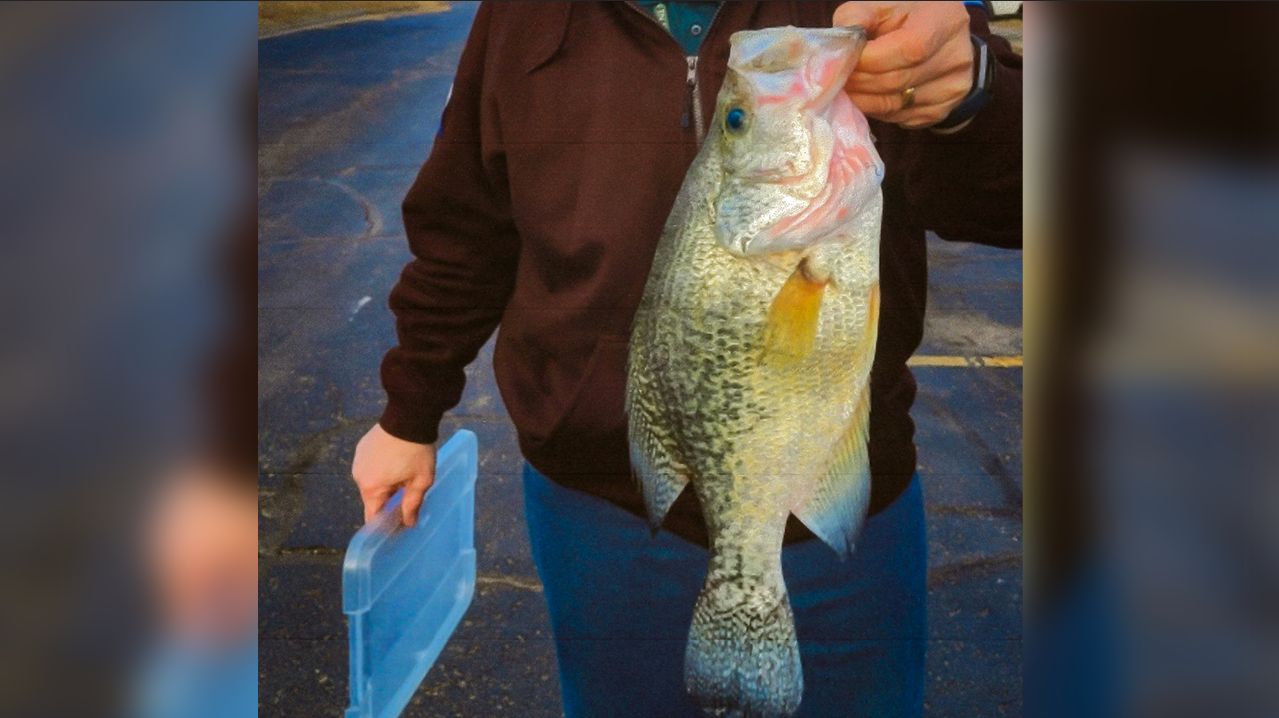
[626,25,883,718]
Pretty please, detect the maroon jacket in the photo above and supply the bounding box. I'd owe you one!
[379,1,1022,545]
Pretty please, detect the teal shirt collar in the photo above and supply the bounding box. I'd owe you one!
[634,2,723,55]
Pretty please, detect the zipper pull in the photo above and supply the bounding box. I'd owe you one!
[681,56,698,130]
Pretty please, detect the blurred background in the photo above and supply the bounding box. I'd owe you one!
[1028,4,1279,716]
[0,3,256,718]
[0,2,1274,718]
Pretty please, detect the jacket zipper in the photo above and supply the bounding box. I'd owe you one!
[685,56,703,142]
[623,2,725,144]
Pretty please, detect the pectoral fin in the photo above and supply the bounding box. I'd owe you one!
[793,382,872,559]
[762,261,828,366]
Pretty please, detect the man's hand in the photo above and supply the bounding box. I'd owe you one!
[834,1,974,129]
[352,423,437,526]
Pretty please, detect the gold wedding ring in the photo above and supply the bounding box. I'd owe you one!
[901,86,917,110]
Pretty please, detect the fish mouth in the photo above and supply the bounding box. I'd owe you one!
[736,29,863,181]
[727,25,865,116]
[802,28,864,113]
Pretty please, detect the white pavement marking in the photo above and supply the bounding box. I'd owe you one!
[350,295,372,320]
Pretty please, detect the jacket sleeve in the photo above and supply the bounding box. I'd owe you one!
[378,2,520,444]
[896,6,1023,249]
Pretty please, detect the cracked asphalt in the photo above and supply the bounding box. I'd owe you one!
[258,3,1023,716]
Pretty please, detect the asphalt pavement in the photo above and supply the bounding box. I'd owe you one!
[258,3,1022,715]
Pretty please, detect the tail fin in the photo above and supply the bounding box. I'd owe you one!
[684,566,803,718]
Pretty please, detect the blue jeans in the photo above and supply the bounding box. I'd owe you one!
[523,464,927,718]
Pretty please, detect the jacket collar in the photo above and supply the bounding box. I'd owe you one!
[525,1,575,74]
[525,1,763,75]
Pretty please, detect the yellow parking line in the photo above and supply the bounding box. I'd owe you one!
[908,355,1023,367]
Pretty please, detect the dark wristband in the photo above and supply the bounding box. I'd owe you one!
[932,34,995,131]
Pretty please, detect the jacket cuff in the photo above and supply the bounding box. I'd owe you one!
[377,395,442,445]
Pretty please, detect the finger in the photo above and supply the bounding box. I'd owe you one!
[361,487,394,524]
[400,473,434,528]
[846,65,926,97]
[831,2,874,31]
[849,67,971,120]
[879,95,960,128]
[832,1,908,37]
[857,6,966,74]
[858,27,944,75]
[847,91,904,118]
[884,106,952,129]
[875,70,973,126]
[846,35,971,95]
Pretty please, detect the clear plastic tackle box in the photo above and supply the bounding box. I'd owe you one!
[343,430,478,718]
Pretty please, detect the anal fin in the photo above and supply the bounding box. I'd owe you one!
[793,382,873,559]
[629,432,691,531]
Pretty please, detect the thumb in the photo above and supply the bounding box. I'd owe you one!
[832,1,903,38]
[833,2,876,32]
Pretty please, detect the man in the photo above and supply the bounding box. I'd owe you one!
[352,2,1021,715]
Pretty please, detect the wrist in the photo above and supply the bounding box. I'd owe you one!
[376,402,440,445]
[931,33,994,132]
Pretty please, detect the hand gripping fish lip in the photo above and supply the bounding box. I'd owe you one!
[712,25,884,258]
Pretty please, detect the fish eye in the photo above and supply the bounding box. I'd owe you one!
[725,107,747,132]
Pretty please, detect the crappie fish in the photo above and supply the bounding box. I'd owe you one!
[625,26,884,718]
